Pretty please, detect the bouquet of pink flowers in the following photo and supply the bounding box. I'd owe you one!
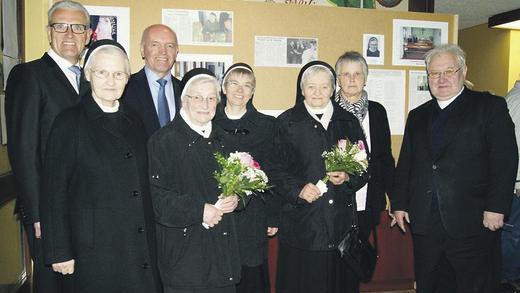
[316,139,368,193]
[214,151,270,204]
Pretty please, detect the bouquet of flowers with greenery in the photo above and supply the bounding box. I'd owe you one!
[316,139,368,193]
[214,151,270,204]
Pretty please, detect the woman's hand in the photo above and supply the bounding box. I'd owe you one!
[203,203,224,228]
[327,171,349,185]
[52,259,75,275]
[299,183,322,203]
[267,227,278,236]
[214,195,239,213]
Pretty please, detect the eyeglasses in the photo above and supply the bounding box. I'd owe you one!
[186,95,218,104]
[427,67,462,79]
[227,80,254,92]
[90,69,128,80]
[338,72,364,80]
[50,23,88,34]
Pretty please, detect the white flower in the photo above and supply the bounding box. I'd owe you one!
[354,149,367,162]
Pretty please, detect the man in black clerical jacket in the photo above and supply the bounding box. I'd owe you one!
[391,44,518,293]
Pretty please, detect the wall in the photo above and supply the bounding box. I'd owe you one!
[509,30,520,90]
[459,23,511,96]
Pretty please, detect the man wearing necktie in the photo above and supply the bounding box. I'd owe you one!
[5,1,92,292]
[123,24,182,137]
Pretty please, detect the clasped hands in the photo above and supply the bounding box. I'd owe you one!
[299,171,349,203]
[202,195,239,228]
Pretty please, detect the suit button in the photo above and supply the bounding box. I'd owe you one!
[133,190,140,197]
[138,227,145,233]
[432,164,437,170]
[125,152,133,159]
[142,263,149,269]
[328,199,334,204]
[314,125,318,128]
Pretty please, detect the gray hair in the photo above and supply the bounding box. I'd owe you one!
[182,75,221,103]
[48,1,90,27]
[335,51,368,80]
[84,46,130,75]
[300,65,335,91]
[424,44,466,69]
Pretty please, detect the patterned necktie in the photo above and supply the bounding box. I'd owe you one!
[157,79,170,127]
[68,65,81,90]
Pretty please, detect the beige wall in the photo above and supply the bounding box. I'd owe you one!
[459,23,512,96]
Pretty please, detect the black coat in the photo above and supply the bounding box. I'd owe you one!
[148,114,241,290]
[392,87,518,237]
[5,53,89,225]
[123,68,182,138]
[40,96,161,293]
[214,105,281,267]
[364,101,395,224]
[272,101,368,251]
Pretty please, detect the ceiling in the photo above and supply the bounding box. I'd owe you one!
[434,0,520,30]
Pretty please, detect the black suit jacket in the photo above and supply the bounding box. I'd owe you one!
[5,53,87,225]
[122,68,182,138]
[392,87,518,237]
[365,101,395,224]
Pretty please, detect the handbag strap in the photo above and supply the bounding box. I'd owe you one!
[350,196,379,254]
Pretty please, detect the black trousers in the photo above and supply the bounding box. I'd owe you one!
[25,224,69,293]
[412,199,501,293]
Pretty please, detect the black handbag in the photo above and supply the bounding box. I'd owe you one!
[337,199,378,282]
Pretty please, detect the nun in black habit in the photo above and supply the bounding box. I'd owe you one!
[40,40,161,293]
[272,61,368,293]
[148,68,241,293]
[213,63,280,293]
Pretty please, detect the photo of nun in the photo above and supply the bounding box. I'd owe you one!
[272,61,368,293]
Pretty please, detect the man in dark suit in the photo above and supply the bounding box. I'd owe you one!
[391,44,518,293]
[123,24,181,138]
[5,1,92,292]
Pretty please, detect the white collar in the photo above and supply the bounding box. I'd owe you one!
[48,48,78,69]
[303,100,334,130]
[437,87,464,109]
[94,98,120,113]
[224,106,246,120]
[180,108,212,138]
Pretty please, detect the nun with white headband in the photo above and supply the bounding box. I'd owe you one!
[40,39,161,292]
[272,60,368,293]
[148,68,241,293]
[213,63,280,293]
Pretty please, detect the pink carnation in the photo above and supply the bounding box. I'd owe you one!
[357,140,365,151]
[252,160,261,169]
[238,152,254,167]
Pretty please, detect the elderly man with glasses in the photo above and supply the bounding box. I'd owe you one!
[391,44,518,293]
[5,1,91,292]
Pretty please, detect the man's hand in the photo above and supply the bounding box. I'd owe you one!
[52,259,75,275]
[214,195,239,213]
[483,211,504,231]
[391,210,410,233]
[327,171,349,185]
[203,204,224,228]
[34,221,41,239]
[267,227,278,236]
[299,183,322,203]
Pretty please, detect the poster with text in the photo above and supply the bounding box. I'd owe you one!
[408,70,432,112]
[255,36,318,67]
[173,54,233,81]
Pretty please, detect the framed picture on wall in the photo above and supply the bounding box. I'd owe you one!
[392,19,448,66]
[84,6,130,55]
[172,54,233,81]
[363,34,384,65]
